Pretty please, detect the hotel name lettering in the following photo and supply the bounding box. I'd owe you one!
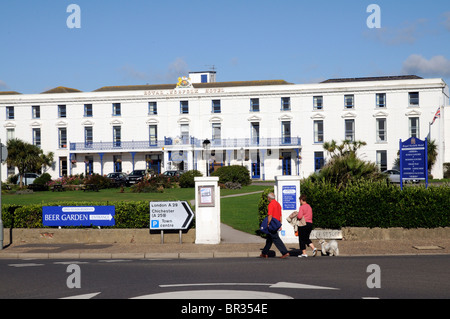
[144,88,225,96]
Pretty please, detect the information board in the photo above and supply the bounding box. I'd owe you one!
[282,185,297,210]
[399,137,428,189]
[43,206,115,227]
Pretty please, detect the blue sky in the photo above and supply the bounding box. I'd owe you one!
[1,0,450,94]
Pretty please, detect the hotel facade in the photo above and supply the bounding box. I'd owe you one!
[0,73,448,181]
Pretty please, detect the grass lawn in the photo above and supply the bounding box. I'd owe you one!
[2,185,272,235]
[220,192,263,236]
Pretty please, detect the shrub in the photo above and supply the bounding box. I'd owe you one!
[33,173,52,185]
[84,173,111,189]
[211,165,251,186]
[179,170,203,188]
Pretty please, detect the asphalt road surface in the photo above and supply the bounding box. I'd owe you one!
[0,255,448,302]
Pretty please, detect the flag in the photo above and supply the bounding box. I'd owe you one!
[431,107,441,125]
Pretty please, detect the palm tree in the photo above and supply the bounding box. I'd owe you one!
[309,140,382,188]
[6,139,54,187]
[427,139,438,172]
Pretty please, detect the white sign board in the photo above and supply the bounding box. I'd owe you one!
[150,201,194,230]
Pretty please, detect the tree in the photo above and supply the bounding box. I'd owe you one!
[309,140,383,189]
[6,138,54,187]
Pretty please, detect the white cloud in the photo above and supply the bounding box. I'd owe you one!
[119,64,148,81]
[401,54,450,77]
[365,19,428,45]
[442,12,450,31]
[149,57,189,84]
[0,80,9,90]
[118,58,190,84]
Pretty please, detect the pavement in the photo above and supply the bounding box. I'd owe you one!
[1,223,449,259]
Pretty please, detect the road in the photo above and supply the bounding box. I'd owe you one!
[0,255,448,301]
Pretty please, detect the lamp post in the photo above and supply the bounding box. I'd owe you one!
[202,139,211,176]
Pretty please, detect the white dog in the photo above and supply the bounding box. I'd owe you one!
[319,239,339,256]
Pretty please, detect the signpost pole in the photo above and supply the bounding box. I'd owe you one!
[0,154,3,251]
[425,138,428,189]
[399,139,403,190]
[0,139,4,250]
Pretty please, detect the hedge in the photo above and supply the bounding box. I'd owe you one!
[301,180,450,229]
[2,201,156,229]
[258,180,450,229]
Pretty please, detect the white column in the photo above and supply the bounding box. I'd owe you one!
[274,175,301,244]
[194,177,221,244]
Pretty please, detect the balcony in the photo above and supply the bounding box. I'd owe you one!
[70,137,301,152]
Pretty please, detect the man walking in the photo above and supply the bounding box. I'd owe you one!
[260,193,289,258]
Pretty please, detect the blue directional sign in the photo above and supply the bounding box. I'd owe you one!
[43,206,115,227]
[150,201,194,230]
[399,137,428,189]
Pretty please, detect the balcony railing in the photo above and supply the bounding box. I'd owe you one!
[70,137,301,152]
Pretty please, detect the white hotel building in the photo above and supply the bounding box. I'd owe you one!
[0,72,448,181]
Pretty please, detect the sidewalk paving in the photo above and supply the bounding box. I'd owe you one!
[1,224,449,259]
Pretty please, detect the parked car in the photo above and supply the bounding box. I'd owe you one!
[17,173,40,186]
[126,169,147,185]
[106,172,127,187]
[382,169,420,184]
[162,170,185,177]
[382,169,400,184]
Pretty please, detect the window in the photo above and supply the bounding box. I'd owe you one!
[281,121,291,144]
[251,122,260,145]
[376,150,387,171]
[59,157,68,177]
[409,92,419,107]
[345,119,355,141]
[180,124,189,143]
[58,128,67,148]
[6,106,14,120]
[85,126,93,147]
[58,105,66,118]
[85,156,94,176]
[314,151,325,172]
[149,125,157,146]
[148,102,157,115]
[32,128,41,147]
[376,118,387,142]
[376,93,386,108]
[84,104,93,117]
[281,97,290,111]
[250,98,259,112]
[6,128,15,141]
[113,103,121,116]
[212,100,221,113]
[113,126,121,147]
[409,117,420,138]
[313,96,323,110]
[212,123,221,144]
[180,101,189,114]
[313,120,324,143]
[32,105,40,119]
[344,95,354,109]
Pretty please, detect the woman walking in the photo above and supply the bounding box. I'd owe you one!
[297,194,317,258]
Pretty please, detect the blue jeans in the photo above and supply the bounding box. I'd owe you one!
[262,231,288,256]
